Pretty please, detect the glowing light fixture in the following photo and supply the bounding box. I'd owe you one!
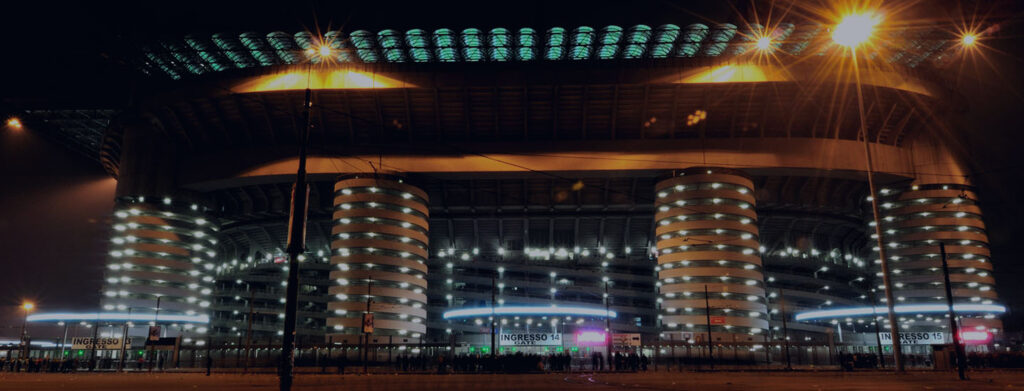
[961,33,978,46]
[833,13,881,47]
[794,303,1005,321]
[21,302,34,311]
[442,306,616,319]
[755,36,771,51]
[6,118,22,129]
[27,312,209,323]
[319,45,332,57]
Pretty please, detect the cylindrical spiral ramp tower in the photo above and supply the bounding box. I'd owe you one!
[327,174,430,340]
[654,168,768,339]
[875,183,1003,333]
[101,195,217,319]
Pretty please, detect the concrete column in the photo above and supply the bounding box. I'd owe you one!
[654,168,768,339]
[101,116,214,325]
[101,196,217,321]
[875,182,1003,332]
[327,174,429,340]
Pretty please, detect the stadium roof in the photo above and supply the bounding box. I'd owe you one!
[137,22,959,80]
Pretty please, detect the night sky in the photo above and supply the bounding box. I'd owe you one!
[1,0,1023,333]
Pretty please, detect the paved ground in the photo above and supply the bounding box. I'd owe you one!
[1,371,1022,390]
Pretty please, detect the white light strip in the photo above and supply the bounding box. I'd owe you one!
[27,312,210,324]
[442,306,616,319]
[0,340,58,347]
[794,304,1006,321]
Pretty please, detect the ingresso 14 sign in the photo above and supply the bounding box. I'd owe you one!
[499,333,562,346]
[879,332,948,345]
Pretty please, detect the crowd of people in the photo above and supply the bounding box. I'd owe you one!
[0,358,79,373]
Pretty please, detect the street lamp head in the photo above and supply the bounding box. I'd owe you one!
[961,33,978,47]
[6,117,22,129]
[833,13,881,47]
[22,302,34,311]
[755,36,772,51]
[319,45,332,57]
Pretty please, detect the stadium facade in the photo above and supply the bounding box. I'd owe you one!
[22,21,1006,357]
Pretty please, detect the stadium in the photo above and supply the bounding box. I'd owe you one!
[11,8,1006,367]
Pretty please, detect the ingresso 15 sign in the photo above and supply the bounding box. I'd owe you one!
[879,332,947,345]
[499,333,562,346]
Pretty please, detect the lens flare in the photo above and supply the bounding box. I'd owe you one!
[833,13,881,47]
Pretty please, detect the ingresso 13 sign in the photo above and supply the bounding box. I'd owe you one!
[879,332,947,345]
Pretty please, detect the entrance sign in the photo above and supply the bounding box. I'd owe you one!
[499,333,562,346]
[879,332,947,345]
[71,337,132,350]
[612,333,641,346]
[575,331,607,345]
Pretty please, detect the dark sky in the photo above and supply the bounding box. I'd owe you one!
[1,0,1023,332]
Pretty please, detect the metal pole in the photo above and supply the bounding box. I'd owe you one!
[89,313,99,371]
[704,285,714,370]
[244,288,254,374]
[852,50,904,373]
[605,281,612,370]
[60,322,69,358]
[19,306,29,359]
[119,308,131,372]
[364,277,373,375]
[870,291,885,368]
[280,60,314,391]
[149,297,161,372]
[779,289,791,370]
[491,277,496,363]
[763,294,772,365]
[940,242,968,380]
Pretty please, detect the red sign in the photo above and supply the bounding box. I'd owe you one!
[273,256,287,264]
[709,316,727,325]
[362,313,374,334]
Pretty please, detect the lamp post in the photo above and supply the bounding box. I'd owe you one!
[939,243,968,380]
[281,42,328,391]
[19,302,34,359]
[833,12,906,373]
[604,280,613,370]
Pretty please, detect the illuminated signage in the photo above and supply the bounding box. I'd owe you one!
[960,331,992,344]
[499,333,562,346]
[71,337,132,350]
[612,333,641,347]
[879,332,947,345]
[575,331,607,345]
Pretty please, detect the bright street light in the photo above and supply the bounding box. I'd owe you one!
[756,36,772,51]
[6,117,22,129]
[319,45,332,57]
[22,302,34,311]
[961,33,978,46]
[833,13,881,47]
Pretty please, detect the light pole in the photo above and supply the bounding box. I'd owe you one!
[19,301,34,359]
[604,279,613,369]
[939,243,968,380]
[833,11,906,373]
[280,42,329,391]
[119,308,132,372]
